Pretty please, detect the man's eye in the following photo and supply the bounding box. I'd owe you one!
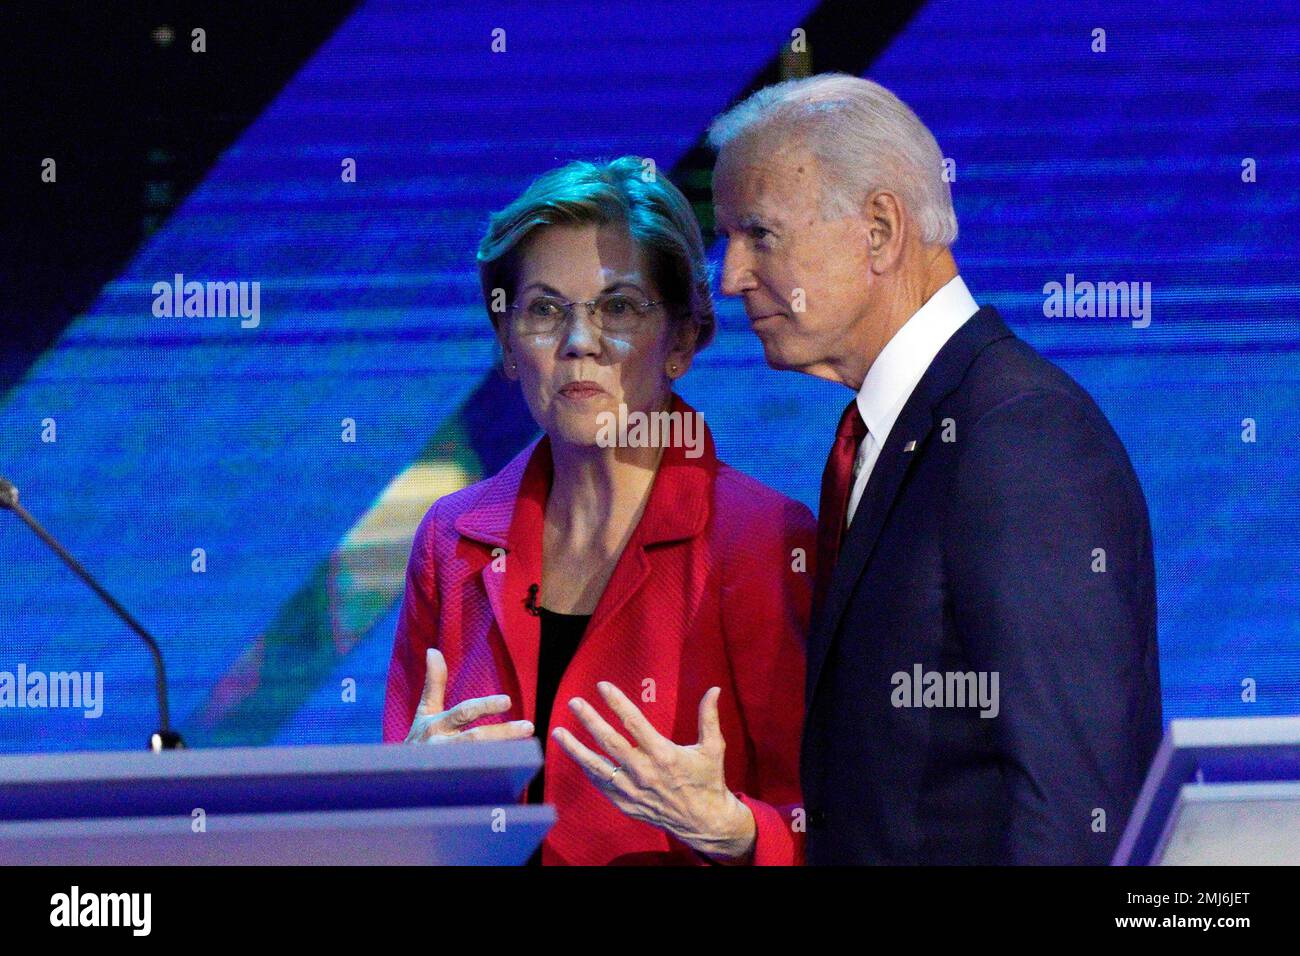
[750,227,773,243]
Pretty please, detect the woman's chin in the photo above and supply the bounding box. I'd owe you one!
[545,413,611,450]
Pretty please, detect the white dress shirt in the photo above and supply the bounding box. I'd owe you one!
[846,275,980,526]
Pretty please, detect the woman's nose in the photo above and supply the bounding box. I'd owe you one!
[559,308,602,357]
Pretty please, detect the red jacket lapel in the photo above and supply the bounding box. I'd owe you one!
[454,439,547,723]
[586,396,715,639]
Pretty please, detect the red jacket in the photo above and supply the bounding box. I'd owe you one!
[382,396,814,865]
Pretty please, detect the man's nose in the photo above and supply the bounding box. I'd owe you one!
[719,240,756,297]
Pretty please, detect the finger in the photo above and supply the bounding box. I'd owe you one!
[455,720,534,743]
[595,681,673,761]
[405,716,437,744]
[551,727,631,796]
[567,696,643,773]
[417,648,447,715]
[697,686,725,754]
[446,694,513,729]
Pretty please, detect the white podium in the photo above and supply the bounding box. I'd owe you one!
[1113,716,1300,865]
[0,740,554,865]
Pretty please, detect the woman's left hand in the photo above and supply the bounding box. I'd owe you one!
[551,682,756,864]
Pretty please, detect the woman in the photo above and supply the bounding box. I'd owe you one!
[382,157,814,865]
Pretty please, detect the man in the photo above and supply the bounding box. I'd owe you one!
[709,74,1162,864]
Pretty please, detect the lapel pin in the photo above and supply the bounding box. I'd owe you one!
[903,440,917,453]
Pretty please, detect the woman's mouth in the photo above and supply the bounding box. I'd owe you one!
[559,381,606,399]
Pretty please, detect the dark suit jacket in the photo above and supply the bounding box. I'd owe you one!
[801,305,1162,864]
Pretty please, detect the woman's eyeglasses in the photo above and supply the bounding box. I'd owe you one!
[508,292,663,336]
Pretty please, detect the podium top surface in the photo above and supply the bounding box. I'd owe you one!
[0,740,542,822]
[1112,716,1300,865]
[1165,715,1300,748]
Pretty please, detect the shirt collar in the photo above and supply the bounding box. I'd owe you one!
[855,274,979,441]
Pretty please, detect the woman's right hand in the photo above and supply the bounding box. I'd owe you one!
[405,647,534,744]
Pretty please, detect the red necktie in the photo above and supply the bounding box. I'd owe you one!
[814,399,868,613]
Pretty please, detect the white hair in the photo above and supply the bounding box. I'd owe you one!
[708,73,958,246]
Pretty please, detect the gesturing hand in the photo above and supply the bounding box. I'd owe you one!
[551,681,756,863]
[405,647,534,744]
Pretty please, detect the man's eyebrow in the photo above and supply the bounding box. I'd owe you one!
[738,213,778,230]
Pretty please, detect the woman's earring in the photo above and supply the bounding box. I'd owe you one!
[668,363,678,375]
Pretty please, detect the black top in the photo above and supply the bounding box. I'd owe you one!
[525,606,590,867]
[527,606,591,806]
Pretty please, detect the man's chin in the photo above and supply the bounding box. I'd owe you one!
[756,336,801,372]
[749,320,819,372]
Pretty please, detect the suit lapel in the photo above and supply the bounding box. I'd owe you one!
[805,403,935,696]
[805,307,1016,701]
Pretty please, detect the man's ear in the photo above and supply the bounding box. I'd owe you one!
[863,189,906,274]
